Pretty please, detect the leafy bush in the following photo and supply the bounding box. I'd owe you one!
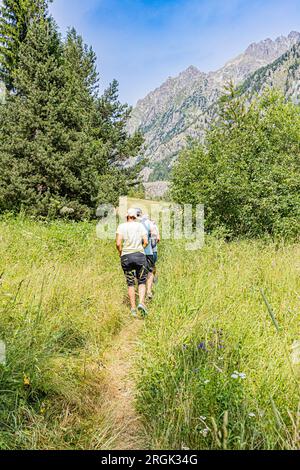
[171,87,300,240]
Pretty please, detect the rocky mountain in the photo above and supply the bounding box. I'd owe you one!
[240,41,300,102]
[128,31,300,182]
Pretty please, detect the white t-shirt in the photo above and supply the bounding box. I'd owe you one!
[116,221,148,256]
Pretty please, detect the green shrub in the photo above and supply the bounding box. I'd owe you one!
[171,88,300,240]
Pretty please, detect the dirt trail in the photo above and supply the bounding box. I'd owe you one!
[101,318,147,450]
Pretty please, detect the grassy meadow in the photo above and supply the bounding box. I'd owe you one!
[0,216,299,449]
[0,215,128,449]
[136,239,300,450]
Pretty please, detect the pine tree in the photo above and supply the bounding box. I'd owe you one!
[91,79,145,205]
[0,21,144,218]
[0,17,64,215]
[0,0,50,90]
[95,79,144,164]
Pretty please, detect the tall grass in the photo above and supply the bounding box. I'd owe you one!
[0,215,127,449]
[136,239,300,450]
[1,216,299,450]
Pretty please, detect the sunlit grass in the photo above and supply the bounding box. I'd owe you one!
[1,216,299,450]
[0,215,126,449]
[136,239,300,450]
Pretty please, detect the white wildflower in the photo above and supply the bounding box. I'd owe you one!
[200,428,209,437]
[231,371,246,379]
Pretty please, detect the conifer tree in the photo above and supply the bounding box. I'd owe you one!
[0,21,144,218]
[0,17,64,215]
[0,0,50,90]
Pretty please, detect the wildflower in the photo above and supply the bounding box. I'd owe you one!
[200,416,207,421]
[231,371,246,380]
[200,428,209,437]
[198,342,207,351]
[203,379,210,385]
[23,374,30,386]
[248,413,256,418]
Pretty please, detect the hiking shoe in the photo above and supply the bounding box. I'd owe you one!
[130,308,138,318]
[138,303,148,317]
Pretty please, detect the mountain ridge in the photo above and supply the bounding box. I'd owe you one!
[128,31,300,182]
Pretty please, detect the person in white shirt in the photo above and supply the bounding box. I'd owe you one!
[116,208,149,317]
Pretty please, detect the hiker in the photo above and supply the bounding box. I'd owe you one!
[116,208,149,317]
[151,219,160,283]
[136,209,156,300]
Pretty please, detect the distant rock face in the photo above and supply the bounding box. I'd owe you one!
[241,42,300,104]
[144,181,170,199]
[128,31,300,181]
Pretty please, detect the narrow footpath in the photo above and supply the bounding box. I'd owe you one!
[101,318,147,450]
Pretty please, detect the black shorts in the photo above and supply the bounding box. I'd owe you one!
[146,255,155,274]
[121,252,147,287]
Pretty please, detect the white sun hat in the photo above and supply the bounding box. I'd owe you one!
[127,208,138,218]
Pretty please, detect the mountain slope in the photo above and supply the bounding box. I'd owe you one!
[240,41,300,102]
[129,32,300,182]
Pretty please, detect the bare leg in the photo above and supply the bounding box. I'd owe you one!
[138,284,146,306]
[128,286,136,310]
[147,273,154,297]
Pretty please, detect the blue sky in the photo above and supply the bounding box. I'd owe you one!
[50,0,300,105]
